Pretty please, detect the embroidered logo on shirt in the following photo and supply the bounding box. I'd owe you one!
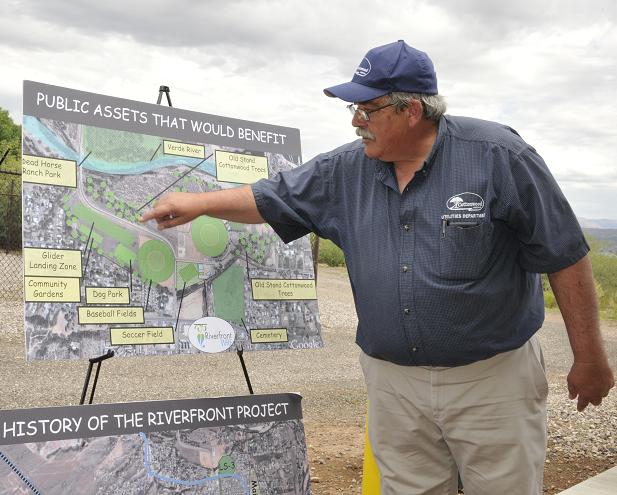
[355,58,372,77]
[446,192,485,212]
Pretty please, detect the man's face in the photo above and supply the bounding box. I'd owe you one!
[352,95,408,162]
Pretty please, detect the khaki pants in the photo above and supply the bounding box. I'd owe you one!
[360,337,548,495]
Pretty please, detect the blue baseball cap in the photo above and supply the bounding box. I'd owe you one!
[323,40,438,102]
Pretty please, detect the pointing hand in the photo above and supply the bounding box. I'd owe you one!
[139,192,205,229]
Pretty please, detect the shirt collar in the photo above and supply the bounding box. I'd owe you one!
[421,115,446,174]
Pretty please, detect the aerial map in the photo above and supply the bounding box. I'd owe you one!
[0,393,310,494]
[22,81,322,361]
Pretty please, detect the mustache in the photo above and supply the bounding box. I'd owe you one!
[355,127,375,140]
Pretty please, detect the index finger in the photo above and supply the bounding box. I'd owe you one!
[577,397,590,412]
[140,203,171,223]
[568,382,577,400]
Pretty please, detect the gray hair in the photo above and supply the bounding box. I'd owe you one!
[389,92,446,122]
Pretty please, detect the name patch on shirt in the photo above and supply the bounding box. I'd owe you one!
[446,192,485,212]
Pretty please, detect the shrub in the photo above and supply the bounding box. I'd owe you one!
[543,290,557,309]
[314,237,345,267]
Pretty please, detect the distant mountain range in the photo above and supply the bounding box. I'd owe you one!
[577,219,617,254]
[582,226,617,255]
[578,218,617,229]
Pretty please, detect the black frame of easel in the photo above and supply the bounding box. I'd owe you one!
[79,85,254,405]
[79,350,114,405]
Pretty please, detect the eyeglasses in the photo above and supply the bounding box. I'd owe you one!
[347,102,396,121]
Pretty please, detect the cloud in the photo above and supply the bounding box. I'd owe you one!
[561,182,617,219]
[7,0,386,58]
[424,0,617,38]
[1,0,616,219]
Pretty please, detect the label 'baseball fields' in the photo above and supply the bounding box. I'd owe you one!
[78,306,145,324]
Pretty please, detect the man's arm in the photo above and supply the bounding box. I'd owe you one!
[548,255,614,411]
[140,186,265,229]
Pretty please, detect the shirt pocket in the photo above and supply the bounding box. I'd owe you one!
[439,220,493,280]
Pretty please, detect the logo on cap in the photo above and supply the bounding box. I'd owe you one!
[355,58,372,77]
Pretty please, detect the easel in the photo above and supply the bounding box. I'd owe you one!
[79,350,114,405]
[157,85,172,107]
[79,85,254,404]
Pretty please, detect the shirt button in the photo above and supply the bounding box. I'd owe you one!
[402,265,409,272]
[403,224,410,231]
[403,308,410,315]
[411,347,418,352]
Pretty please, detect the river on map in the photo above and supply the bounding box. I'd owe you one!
[24,116,216,176]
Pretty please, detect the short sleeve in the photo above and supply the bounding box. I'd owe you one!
[251,155,334,243]
[496,147,589,273]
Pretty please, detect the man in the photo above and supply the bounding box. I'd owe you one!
[142,41,614,494]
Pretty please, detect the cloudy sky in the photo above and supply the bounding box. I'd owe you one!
[2,0,616,220]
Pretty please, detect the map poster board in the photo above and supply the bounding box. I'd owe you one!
[0,393,310,494]
[22,81,322,361]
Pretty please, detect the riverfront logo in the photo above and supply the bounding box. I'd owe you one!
[355,58,372,77]
[188,317,235,353]
[446,192,485,212]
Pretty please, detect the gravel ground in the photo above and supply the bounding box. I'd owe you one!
[1,264,616,493]
[541,311,617,463]
[0,267,365,420]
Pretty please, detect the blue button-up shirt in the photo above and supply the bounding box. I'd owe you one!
[252,115,589,366]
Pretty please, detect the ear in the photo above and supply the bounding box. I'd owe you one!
[407,99,423,124]
[401,99,423,128]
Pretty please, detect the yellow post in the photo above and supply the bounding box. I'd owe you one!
[362,411,380,494]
